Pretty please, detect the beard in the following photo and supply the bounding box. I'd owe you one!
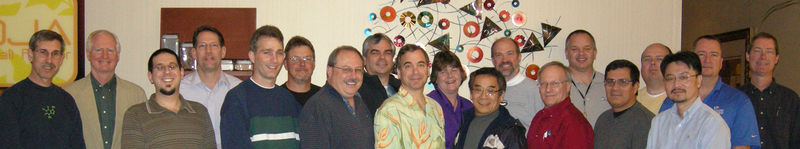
[159,88,177,96]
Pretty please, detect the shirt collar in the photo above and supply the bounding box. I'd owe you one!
[187,71,231,89]
[541,97,574,115]
[506,71,527,86]
[145,94,196,114]
[90,73,117,89]
[428,86,468,111]
[669,96,703,119]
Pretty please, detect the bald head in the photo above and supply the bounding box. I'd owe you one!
[640,43,672,88]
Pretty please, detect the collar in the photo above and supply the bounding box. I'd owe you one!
[186,71,231,89]
[541,97,574,115]
[506,71,527,86]
[427,86,467,108]
[612,101,637,118]
[250,78,275,89]
[669,96,703,119]
[90,73,117,88]
[145,94,196,114]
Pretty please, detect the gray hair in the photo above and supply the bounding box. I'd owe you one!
[361,33,395,57]
[538,61,572,82]
[327,45,363,67]
[86,30,121,52]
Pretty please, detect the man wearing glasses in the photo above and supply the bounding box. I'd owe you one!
[121,49,216,148]
[526,61,593,149]
[180,25,242,148]
[0,30,85,148]
[658,36,760,149]
[281,36,320,107]
[220,25,301,148]
[594,60,654,149]
[647,51,730,149]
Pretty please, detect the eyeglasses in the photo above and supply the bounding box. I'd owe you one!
[196,43,221,50]
[604,79,634,87]
[332,66,364,74]
[664,74,700,83]
[289,56,314,62]
[537,80,569,88]
[154,63,179,71]
[471,88,499,96]
[36,49,63,58]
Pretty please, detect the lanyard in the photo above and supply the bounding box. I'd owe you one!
[571,72,596,100]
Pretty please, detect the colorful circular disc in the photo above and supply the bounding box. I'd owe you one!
[484,0,496,11]
[504,30,512,37]
[455,45,464,53]
[525,64,540,80]
[438,18,450,30]
[399,11,417,28]
[369,13,377,21]
[512,0,520,7]
[417,11,434,28]
[364,28,372,36]
[467,46,483,63]
[393,35,405,47]
[463,21,480,38]
[380,6,397,22]
[499,10,510,22]
[511,11,527,26]
[514,35,525,46]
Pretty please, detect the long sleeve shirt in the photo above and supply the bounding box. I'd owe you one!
[299,83,374,148]
[220,79,301,149]
[738,80,800,149]
[526,97,594,149]
[647,96,730,149]
[427,87,473,149]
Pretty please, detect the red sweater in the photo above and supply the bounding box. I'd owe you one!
[526,97,594,149]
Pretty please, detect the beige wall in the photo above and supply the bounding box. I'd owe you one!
[683,0,800,91]
[85,0,682,96]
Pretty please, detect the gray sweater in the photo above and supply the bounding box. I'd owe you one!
[299,83,374,149]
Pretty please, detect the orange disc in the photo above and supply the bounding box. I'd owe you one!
[380,6,396,22]
[463,21,480,38]
[467,46,483,63]
[526,64,540,80]
[499,10,510,22]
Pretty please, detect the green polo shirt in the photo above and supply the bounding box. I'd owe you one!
[91,74,116,149]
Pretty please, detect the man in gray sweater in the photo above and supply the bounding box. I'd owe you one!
[490,37,544,130]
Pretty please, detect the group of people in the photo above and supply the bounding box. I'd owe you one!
[0,23,797,149]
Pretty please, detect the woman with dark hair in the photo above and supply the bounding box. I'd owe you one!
[426,50,472,149]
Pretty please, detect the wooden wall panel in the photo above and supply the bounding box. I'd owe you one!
[160,8,256,60]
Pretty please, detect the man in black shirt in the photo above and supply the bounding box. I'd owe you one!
[281,36,320,106]
[0,30,85,148]
[737,32,800,149]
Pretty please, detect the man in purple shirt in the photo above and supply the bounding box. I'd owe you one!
[427,50,473,149]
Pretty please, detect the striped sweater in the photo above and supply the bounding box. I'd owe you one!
[221,79,302,149]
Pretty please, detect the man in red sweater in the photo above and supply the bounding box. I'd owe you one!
[526,61,594,149]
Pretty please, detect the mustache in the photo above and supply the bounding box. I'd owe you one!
[40,63,55,68]
[670,88,686,93]
[344,78,359,84]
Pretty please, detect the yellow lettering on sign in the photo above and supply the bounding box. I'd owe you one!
[0,20,5,45]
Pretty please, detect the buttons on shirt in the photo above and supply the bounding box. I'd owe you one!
[760,98,763,101]
[103,126,107,129]
[102,96,105,99]
[103,111,106,114]
[760,112,764,115]
[105,141,108,144]
[760,127,764,130]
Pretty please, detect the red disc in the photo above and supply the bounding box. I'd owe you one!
[380,6,396,22]
[525,64,540,80]
[463,21,480,38]
[438,18,450,30]
[393,35,405,47]
[484,0,495,11]
[467,46,483,63]
[499,10,510,22]
[514,35,525,47]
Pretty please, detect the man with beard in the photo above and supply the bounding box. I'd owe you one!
[180,25,242,148]
[121,49,215,148]
[374,44,445,148]
[281,36,320,106]
[299,46,374,148]
[490,37,544,131]
[647,51,729,149]
[658,35,760,149]
[0,30,85,148]
[637,43,672,114]
[220,25,301,148]
[737,32,800,149]
[359,33,401,116]
[64,30,147,149]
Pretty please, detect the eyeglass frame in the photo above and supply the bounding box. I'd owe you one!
[663,73,700,84]
[537,80,570,88]
[604,79,635,87]
[288,56,315,63]
[471,88,500,96]
[331,66,365,74]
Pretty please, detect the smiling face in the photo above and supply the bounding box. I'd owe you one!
[397,50,429,92]
[641,44,670,85]
[28,40,65,82]
[491,38,521,78]
[249,37,285,81]
[193,31,227,72]
[538,66,571,108]
[664,62,702,103]
[285,45,315,82]
[693,39,722,78]
[435,66,463,95]
[565,33,597,71]
[747,37,779,77]
[87,33,119,75]
[605,68,639,111]
[365,40,395,75]
[470,74,504,116]
[327,50,364,99]
[148,53,184,96]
